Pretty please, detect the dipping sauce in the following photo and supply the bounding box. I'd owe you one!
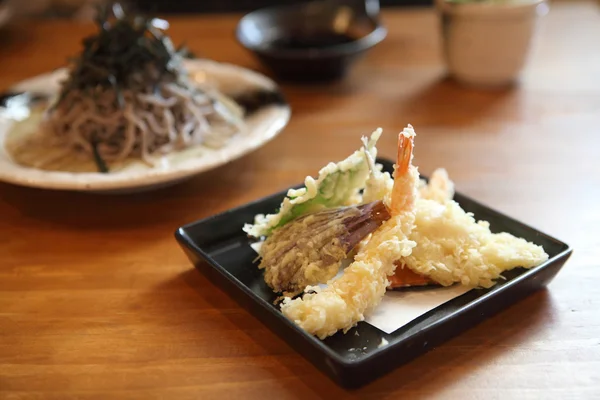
[270,32,358,50]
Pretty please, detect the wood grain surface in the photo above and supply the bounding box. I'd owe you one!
[1,1,599,399]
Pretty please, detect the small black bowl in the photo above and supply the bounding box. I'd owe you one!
[236,0,387,82]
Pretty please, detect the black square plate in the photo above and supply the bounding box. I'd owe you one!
[175,158,572,389]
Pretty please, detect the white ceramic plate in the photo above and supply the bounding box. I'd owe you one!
[0,59,290,193]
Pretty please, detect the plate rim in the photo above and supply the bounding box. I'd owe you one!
[0,59,291,192]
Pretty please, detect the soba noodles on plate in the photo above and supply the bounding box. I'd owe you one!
[9,5,246,173]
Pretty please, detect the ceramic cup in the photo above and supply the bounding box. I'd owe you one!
[437,0,549,87]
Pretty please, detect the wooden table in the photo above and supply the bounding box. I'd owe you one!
[1,1,599,398]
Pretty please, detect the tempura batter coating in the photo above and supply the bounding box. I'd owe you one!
[403,169,549,288]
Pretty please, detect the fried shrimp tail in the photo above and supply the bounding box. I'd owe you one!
[389,261,436,288]
[389,130,416,214]
[281,126,420,339]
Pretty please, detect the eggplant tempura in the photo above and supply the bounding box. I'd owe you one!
[259,200,391,296]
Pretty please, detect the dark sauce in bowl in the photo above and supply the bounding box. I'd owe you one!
[236,2,387,82]
[270,32,358,50]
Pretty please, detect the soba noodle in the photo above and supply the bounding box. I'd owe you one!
[40,5,245,172]
[43,77,243,166]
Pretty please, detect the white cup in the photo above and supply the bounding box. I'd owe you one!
[437,0,549,87]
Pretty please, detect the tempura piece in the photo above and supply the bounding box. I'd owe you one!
[361,136,394,204]
[281,127,420,339]
[362,149,442,290]
[243,129,383,238]
[401,170,548,288]
[419,168,454,203]
[259,200,391,296]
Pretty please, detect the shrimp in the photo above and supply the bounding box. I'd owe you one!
[280,126,420,339]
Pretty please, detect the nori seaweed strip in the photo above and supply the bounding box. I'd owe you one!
[55,2,185,101]
[91,134,109,173]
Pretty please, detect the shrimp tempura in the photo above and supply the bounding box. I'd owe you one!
[281,126,420,339]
